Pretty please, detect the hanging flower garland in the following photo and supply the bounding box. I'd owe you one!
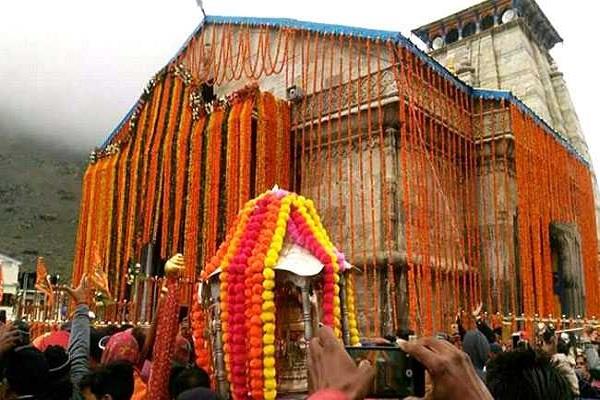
[191,287,212,376]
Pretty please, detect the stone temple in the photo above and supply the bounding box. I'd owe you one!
[413,0,600,253]
[72,0,599,337]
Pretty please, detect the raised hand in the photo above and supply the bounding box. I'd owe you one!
[0,322,20,356]
[308,325,375,400]
[63,274,92,305]
[400,337,493,400]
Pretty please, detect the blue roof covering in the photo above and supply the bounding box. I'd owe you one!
[100,15,589,167]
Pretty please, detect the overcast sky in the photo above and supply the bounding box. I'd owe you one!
[1,1,598,169]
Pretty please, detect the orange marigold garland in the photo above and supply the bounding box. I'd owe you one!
[276,99,292,189]
[82,161,102,276]
[225,101,242,229]
[257,92,278,191]
[238,95,254,207]
[160,78,185,258]
[72,164,94,284]
[103,153,120,270]
[202,108,225,266]
[171,89,194,254]
[183,116,207,280]
[148,255,184,400]
[143,76,174,243]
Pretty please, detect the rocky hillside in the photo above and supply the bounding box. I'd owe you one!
[0,129,86,278]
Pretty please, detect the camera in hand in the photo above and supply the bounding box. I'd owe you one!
[346,346,425,398]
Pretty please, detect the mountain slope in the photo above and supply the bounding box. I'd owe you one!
[0,129,86,278]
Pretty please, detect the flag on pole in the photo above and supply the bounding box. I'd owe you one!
[35,257,54,308]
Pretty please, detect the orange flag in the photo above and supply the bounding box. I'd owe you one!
[35,257,54,308]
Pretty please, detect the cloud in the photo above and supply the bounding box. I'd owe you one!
[1,0,598,174]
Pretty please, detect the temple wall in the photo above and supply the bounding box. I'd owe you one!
[428,18,599,259]
[474,102,518,311]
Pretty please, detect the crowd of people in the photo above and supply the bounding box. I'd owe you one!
[306,305,600,400]
[1,274,600,400]
[0,274,215,400]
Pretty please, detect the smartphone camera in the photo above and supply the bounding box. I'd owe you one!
[346,346,425,398]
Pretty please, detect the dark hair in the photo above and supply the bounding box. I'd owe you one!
[486,348,573,400]
[556,337,571,356]
[80,361,134,400]
[44,345,73,400]
[13,319,31,346]
[89,327,106,363]
[178,306,189,324]
[542,327,556,344]
[131,326,147,351]
[169,365,211,399]
[90,326,123,363]
[6,346,50,397]
[493,327,503,338]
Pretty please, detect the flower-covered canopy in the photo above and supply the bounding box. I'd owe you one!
[192,188,360,400]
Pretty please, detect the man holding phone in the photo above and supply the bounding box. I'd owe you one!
[307,326,493,400]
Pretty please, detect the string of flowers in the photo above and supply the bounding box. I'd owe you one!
[183,116,207,280]
[225,196,271,399]
[114,140,133,301]
[143,76,174,244]
[225,101,242,229]
[172,90,194,254]
[72,165,94,284]
[238,95,254,209]
[160,79,185,258]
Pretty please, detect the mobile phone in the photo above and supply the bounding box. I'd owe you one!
[0,310,6,324]
[511,333,520,349]
[346,346,425,398]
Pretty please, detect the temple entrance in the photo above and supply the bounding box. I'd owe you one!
[550,223,585,317]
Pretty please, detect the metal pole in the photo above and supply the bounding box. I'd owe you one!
[211,281,229,399]
[140,243,154,322]
[300,278,313,341]
[20,274,29,319]
[339,274,350,345]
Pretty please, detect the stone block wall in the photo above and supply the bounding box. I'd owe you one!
[430,19,588,160]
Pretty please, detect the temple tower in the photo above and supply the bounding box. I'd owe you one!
[412,0,589,160]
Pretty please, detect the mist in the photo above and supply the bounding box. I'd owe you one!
[1,0,599,171]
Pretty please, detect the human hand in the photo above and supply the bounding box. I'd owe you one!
[64,274,92,305]
[308,326,375,400]
[0,322,20,356]
[399,337,493,400]
[472,303,483,319]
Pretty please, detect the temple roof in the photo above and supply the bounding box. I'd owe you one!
[101,14,586,167]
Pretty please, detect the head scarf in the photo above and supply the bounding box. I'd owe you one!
[32,330,70,352]
[101,328,140,365]
[463,330,490,379]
